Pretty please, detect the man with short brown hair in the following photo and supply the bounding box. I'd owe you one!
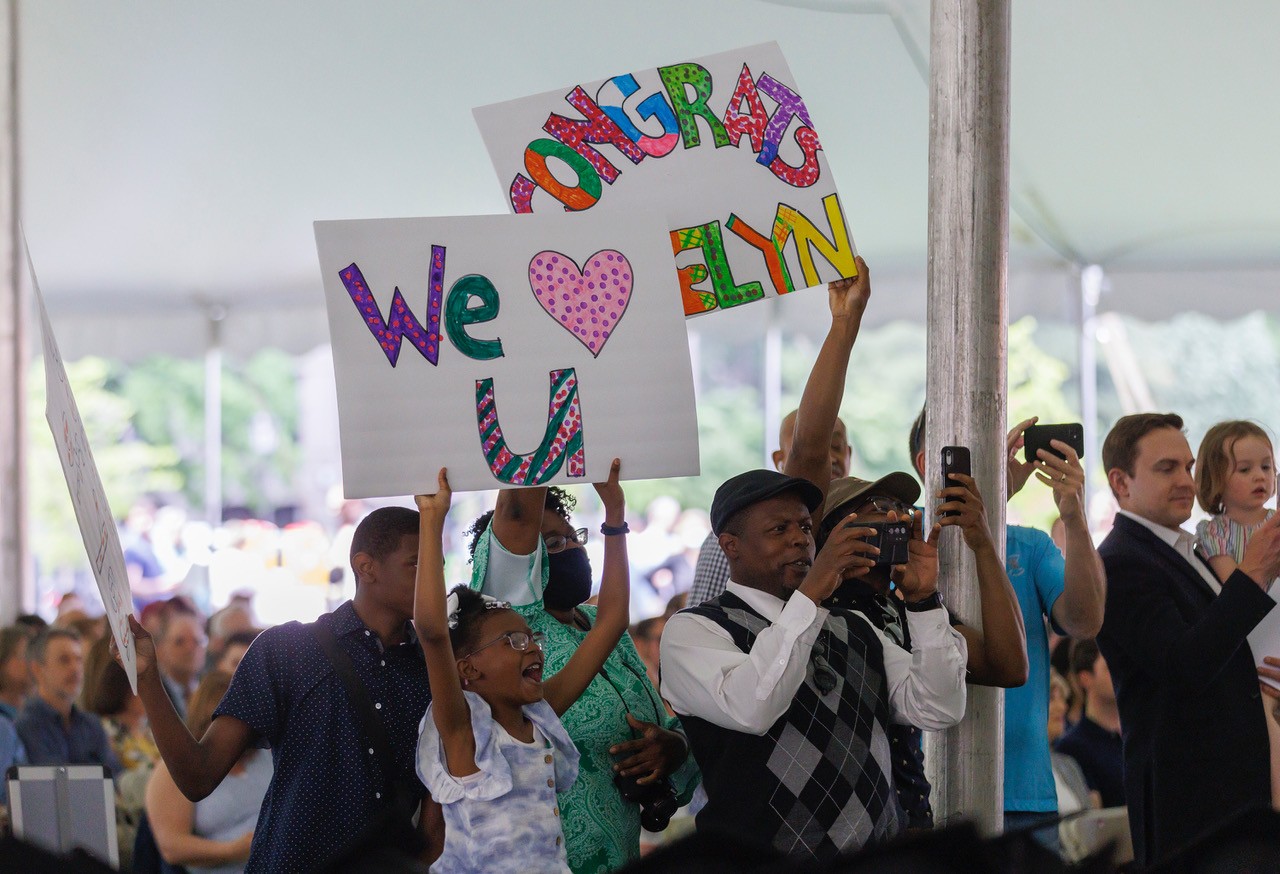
[1097,412,1280,866]
[16,627,121,777]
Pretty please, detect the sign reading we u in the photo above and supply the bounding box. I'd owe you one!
[315,212,699,498]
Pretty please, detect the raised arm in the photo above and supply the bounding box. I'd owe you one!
[937,473,1029,687]
[1036,442,1105,638]
[414,469,478,776]
[783,256,871,507]
[491,485,549,554]
[546,459,630,715]
[113,617,251,801]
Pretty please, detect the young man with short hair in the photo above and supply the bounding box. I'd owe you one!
[122,507,439,873]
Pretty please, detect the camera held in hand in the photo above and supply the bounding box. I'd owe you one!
[613,772,680,831]
[859,520,911,566]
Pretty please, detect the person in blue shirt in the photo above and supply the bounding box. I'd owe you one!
[909,409,1106,833]
[15,627,121,778]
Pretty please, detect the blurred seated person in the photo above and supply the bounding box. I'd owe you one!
[1055,639,1125,808]
[0,625,33,720]
[154,602,208,719]
[146,671,271,874]
[1048,670,1097,815]
[15,627,121,777]
[82,634,159,774]
[213,630,259,677]
[629,616,665,691]
[204,601,256,674]
[0,627,28,804]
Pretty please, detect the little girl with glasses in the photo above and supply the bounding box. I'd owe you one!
[413,462,630,873]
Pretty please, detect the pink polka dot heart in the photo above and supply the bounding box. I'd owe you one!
[528,249,633,357]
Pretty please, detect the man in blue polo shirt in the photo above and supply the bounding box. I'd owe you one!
[909,409,1106,833]
[120,507,438,873]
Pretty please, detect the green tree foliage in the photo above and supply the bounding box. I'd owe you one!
[116,350,300,515]
[29,358,181,571]
[1122,311,1280,451]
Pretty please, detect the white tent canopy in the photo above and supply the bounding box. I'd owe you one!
[22,0,1280,362]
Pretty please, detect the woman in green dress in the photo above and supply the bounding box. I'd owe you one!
[467,483,700,874]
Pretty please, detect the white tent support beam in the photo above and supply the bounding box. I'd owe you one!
[0,0,25,622]
[1080,264,1103,506]
[922,0,1011,834]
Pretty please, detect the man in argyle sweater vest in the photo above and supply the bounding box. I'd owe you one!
[661,470,967,862]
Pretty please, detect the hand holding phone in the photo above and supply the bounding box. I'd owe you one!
[940,446,971,518]
[1023,423,1084,463]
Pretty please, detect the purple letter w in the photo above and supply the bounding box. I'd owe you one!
[338,245,446,367]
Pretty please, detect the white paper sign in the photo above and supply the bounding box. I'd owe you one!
[315,211,700,498]
[29,240,137,692]
[474,41,856,319]
[1249,583,1280,691]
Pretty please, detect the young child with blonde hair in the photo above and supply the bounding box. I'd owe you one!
[1195,419,1280,806]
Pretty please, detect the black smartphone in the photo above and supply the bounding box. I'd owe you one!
[940,446,971,518]
[1023,423,1085,462]
[856,520,912,565]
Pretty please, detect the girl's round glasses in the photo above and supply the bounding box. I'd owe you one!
[465,630,546,658]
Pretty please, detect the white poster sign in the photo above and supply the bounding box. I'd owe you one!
[30,241,137,692]
[315,211,699,498]
[474,41,856,319]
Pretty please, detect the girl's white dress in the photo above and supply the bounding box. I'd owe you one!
[417,690,580,873]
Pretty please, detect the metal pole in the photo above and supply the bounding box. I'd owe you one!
[0,0,26,621]
[1080,265,1103,510]
[204,306,226,528]
[762,299,783,467]
[922,0,1011,835]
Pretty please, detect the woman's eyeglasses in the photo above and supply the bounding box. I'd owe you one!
[464,630,546,658]
[854,496,915,517]
[545,528,588,554]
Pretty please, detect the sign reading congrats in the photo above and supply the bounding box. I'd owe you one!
[474,42,858,318]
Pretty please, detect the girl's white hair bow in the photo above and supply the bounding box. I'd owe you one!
[445,590,510,630]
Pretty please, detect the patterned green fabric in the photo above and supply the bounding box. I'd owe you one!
[471,531,700,873]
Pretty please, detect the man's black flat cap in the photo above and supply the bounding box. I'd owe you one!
[710,470,824,536]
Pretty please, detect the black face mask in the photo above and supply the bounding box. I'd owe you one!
[545,547,593,610]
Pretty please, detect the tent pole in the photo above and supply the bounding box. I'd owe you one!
[922,0,1011,835]
[0,0,26,621]
[1080,264,1103,511]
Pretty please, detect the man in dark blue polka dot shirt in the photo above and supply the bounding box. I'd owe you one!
[122,507,439,872]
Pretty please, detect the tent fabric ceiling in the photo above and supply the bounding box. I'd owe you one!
[21,0,1280,359]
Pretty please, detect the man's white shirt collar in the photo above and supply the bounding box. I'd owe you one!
[1117,509,1221,593]
[1116,509,1190,549]
[724,581,792,623]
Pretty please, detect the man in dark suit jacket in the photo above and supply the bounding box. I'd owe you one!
[1097,412,1280,868]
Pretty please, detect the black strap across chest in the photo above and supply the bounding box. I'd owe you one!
[312,620,418,822]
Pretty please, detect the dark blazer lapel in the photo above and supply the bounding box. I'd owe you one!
[1113,514,1219,602]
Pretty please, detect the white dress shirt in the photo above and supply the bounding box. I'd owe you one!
[1117,510,1222,594]
[660,582,967,736]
